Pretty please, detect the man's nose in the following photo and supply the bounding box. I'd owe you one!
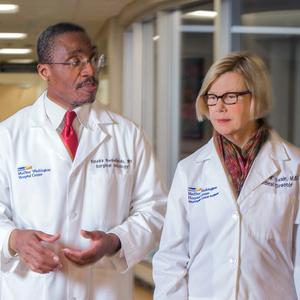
[81,61,95,76]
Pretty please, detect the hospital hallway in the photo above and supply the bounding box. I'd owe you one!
[134,279,153,300]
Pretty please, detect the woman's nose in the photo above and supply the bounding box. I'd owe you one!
[214,97,227,111]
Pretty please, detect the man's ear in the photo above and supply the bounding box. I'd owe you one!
[37,64,50,81]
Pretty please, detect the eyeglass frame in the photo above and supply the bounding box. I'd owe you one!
[204,90,251,106]
[40,53,105,71]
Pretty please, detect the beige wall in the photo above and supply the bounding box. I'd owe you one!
[0,0,198,120]
[0,73,46,121]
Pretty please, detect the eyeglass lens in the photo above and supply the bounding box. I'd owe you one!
[205,92,249,106]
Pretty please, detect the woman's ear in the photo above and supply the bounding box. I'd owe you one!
[37,64,50,81]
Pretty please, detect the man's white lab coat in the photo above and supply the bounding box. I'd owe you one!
[0,92,166,300]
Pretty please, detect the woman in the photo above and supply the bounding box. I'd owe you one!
[153,51,300,300]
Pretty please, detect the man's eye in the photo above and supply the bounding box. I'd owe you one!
[69,59,81,66]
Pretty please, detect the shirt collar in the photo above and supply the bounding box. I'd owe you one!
[32,90,114,130]
[44,95,66,130]
[44,94,87,131]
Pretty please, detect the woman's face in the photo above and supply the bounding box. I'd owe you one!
[207,71,257,147]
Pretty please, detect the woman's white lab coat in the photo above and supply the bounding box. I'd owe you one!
[0,92,166,300]
[153,130,300,300]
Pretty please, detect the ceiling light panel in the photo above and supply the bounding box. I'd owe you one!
[184,10,217,19]
[8,59,35,63]
[0,33,27,39]
[0,48,32,55]
[0,4,19,13]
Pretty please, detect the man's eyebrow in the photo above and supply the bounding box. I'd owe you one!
[66,46,97,57]
[67,49,85,56]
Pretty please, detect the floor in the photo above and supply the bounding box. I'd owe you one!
[134,280,153,300]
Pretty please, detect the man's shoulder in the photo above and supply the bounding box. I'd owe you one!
[0,104,33,129]
[0,104,35,147]
[90,102,140,132]
[0,92,44,130]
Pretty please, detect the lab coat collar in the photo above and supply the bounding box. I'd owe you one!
[238,129,290,202]
[29,90,117,129]
[195,138,214,163]
[73,101,118,169]
[83,99,117,130]
[28,90,117,169]
[194,130,290,203]
[268,129,290,161]
[29,91,49,127]
[194,130,289,163]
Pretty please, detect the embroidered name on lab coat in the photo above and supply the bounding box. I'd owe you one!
[17,165,51,180]
[91,158,132,170]
[263,175,299,189]
[188,186,219,203]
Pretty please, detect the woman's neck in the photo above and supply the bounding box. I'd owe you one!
[223,121,259,149]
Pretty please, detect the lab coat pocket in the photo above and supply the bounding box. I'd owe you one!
[1,267,46,300]
[247,192,294,241]
[188,187,227,236]
[83,172,134,230]
[12,167,58,228]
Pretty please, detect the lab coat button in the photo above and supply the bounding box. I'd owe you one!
[231,211,239,220]
[71,211,78,219]
[229,257,237,264]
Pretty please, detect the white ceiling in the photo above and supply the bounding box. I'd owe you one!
[0,0,134,62]
[2,1,300,63]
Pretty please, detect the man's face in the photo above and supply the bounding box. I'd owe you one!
[38,31,99,109]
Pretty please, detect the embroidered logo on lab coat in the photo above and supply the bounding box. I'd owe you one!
[17,165,51,180]
[188,186,219,203]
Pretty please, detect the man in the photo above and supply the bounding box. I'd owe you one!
[0,22,166,300]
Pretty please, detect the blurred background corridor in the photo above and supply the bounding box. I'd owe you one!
[1,0,300,298]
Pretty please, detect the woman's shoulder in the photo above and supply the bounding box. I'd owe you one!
[178,138,214,170]
[269,129,300,160]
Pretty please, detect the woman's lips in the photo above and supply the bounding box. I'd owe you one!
[215,118,230,124]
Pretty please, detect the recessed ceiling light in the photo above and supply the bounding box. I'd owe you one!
[0,48,32,55]
[0,4,19,13]
[0,33,27,39]
[8,59,35,63]
[184,10,217,19]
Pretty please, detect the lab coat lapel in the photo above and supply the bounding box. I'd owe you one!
[211,141,238,203]
[72,102,115,169]
[197,139,237,204]
[28,91,70,160]
[72,125,108,169]
[238,130,288,201]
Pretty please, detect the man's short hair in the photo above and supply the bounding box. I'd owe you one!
[196,51,272,121]
[37,22,87,63]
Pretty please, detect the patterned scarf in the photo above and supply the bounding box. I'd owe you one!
[214,123,269,196]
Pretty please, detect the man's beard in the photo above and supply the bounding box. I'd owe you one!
[71,96,96,108]
[72,76,98,107]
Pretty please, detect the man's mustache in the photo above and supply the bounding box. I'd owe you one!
[76,77,99,89]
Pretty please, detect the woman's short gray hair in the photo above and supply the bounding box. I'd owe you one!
[195,51,272,121]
